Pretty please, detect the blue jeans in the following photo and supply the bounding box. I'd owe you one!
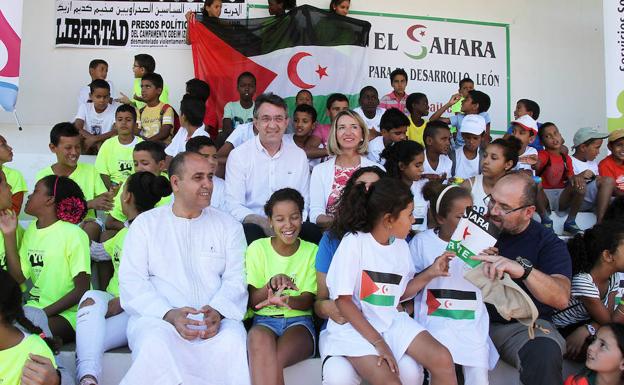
[252,315,316,355]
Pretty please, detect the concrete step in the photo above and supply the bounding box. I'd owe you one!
[57,347,583,385]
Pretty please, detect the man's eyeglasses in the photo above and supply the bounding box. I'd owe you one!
[483,194,531,216]
[257,115,286,125]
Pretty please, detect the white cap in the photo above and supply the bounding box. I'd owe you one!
[461,114,486,135]
[511,115,538,135]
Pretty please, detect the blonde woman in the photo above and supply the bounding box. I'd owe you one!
[309,110,384,229]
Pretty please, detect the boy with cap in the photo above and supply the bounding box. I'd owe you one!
[599,129,624,196]
[571,127,616,223]
[511,115,539,173]
[449,114,485,179]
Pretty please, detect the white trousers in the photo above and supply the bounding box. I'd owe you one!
[322,355,424,385]
[121,316,251,385]
[75,290,129,382]
[462,365,489,385]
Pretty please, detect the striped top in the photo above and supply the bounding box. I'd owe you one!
[552,272,618,328]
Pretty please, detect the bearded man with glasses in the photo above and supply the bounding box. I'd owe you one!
[472,171,572,385]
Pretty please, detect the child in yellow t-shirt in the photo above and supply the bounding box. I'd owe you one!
[95,104,143,190]
[1,175,90,344]
[0,169,23,272]
[36,122,115,244]
[103,141,169,234]
[246,188,318,385]
[137,73,175,142]
[75,171,172,385]
[405,92,429,146]
[0,135,27,214]
[0,269,59,385]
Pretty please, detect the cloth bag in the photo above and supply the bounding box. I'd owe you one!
[464,264,540,339]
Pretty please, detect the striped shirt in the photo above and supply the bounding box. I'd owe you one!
[552,272,618,328]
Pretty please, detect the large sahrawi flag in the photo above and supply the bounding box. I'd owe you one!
[0,1,23,112]
[189,5,371,124]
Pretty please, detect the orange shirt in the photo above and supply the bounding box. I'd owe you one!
[599,154,624,191]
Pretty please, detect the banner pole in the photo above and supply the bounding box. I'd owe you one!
[13,110,23,131]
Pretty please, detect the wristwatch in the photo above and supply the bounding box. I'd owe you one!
[515,257,533,280]
[586,324,597,337]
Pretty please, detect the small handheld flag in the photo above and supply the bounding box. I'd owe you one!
[446,208,500,268]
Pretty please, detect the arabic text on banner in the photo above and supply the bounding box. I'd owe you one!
[55,0,247,49]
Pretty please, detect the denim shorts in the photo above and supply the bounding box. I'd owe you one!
[252,315,316,355]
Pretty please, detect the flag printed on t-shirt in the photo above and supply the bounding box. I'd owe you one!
[360,270,402,306]
[427,289,478,320]
[446,208,500,268]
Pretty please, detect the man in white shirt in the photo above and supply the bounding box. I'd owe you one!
[165,95,209,158]
[225,93,318,244]
[119,152,250,385]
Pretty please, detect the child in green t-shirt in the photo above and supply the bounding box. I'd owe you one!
[2,175,90,344]
[246,188,318,385]
[0,169,24,272]
[221,72,256,140]
[103,141,169,234]
[36,122,115,244]
[0,135,27,214]
[75,171,172,385]
[95,104,143,190]
[0,269,59,385]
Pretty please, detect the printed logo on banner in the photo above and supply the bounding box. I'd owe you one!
[402,24,496,61]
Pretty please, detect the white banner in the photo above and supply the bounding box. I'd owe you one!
[604,0,624,132]
[0,1,23,112]
[55,0,247,49]
[358,13,509,134]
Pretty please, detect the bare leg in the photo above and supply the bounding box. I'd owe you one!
[347,355,401,385]
[48,314,75,344]
[559,184,584,221]
[248,325,279,385]
[596,176,616,223]
[81,221,102,243]
[275,325,314,385]
[536,185,550,218]
[405,331,457,385]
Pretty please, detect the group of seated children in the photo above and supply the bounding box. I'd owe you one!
[4,46,624,385]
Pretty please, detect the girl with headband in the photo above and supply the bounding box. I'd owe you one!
[410,180,499,384]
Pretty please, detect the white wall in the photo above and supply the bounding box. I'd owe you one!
[0,0,605,153]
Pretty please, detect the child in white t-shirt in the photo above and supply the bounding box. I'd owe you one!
[77,59,115,109]
[410,181,498,384]
[353,86,386,138]
[422,120,453,180]
[381,140,428,232]
[449,114,485,180]
[74,79,119,155]
[324,177,457,385]
[510,115,539,174]
[570,127,616,224]
[366,108,408,165]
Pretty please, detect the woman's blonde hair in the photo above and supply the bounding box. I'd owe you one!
[327,110,369,156]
